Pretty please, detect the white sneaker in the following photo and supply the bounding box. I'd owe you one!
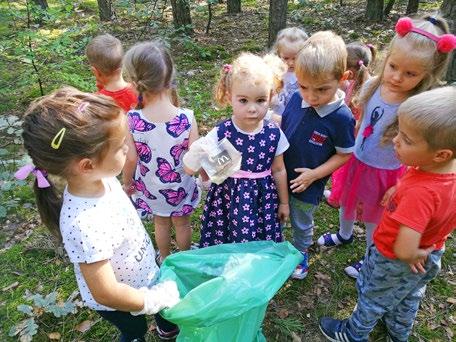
[323,189,331,200]
[344,259,364,279]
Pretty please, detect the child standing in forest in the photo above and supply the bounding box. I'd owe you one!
[86,34,137,112]
[281,31,356,280]
[185,53,290,247]
[122,41,200,262]
[317,15,455,279]
[324,41,376,208]
[319,86,456,342]
[16,88,180,341]
[270,27,309,118]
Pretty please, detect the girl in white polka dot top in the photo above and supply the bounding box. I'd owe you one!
[18,87,181,341]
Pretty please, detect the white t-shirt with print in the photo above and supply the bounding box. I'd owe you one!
[60,178,159,311]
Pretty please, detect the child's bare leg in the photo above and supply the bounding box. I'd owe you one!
[172,215,192,251]
[154,215,172,259]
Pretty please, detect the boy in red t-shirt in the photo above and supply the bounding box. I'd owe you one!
[86,34,137,112]
[319,86,456,342]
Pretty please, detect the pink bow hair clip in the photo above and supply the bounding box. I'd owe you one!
[15,164,51,188]
[395,17,456,53]
[223,64,232,73]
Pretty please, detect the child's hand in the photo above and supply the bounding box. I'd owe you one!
[131,280,180,316]
[123,181,135,196]
[183,138,207,172]
[408,245,435,274]
[380,186,396,207]
[290,168,318,193]
[278,203,289,224]
[196,174,211,191]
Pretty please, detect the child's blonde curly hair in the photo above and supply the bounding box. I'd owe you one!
[214,52,287,107]
[272,27,309,56]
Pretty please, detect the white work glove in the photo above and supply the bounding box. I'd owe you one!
[131,280,180,316]
[183,137,207,172]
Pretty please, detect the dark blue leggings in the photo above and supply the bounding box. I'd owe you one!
[97,310,177,342]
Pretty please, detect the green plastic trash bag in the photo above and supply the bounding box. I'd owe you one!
[158,241,303,341]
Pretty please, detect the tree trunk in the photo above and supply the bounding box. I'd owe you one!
[32,0,48,9]
[170,0,193,35]
[406,0,419,14]
[227,0,241,14]
[384,0,395,16]
[366,0,384,21]
[268,0,287,47]
[97,0,112,21]
[441,0,456,82]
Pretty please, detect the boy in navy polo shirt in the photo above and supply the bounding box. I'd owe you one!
[281,31,355,279]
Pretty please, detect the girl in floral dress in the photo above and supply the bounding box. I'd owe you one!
[187,53,290,247]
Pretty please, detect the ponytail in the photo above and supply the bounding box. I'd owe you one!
[34,180,63,241]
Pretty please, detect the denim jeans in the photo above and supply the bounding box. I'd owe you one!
[346,245,443,341]
[289,195,317,252]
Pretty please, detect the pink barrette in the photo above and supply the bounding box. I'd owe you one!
[366,43,374,49]
[15,164,51,188]
[358,60,364,66]
[395,17,456,53]
[223,64,232,73]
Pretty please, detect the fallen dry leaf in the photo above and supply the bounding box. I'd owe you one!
[314,272,331,281]
[291,331,302,342]
[2,281,19,292]
[444,326,454,339]
[48,332,61,340]
[446,297,456,305]
[75,320,95,333]
[277,308,289,319]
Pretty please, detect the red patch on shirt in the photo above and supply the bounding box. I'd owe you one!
[309,131,327,146]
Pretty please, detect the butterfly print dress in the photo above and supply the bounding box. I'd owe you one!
[128,108,200,218]
[200,119,283,247]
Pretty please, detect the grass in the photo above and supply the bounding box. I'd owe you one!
[1,0,454,341]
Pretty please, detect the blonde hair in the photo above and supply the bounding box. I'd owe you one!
[398,86,456,154]
[273,27,309,55]
[86,34,124,75]
[357,15,452,144]
[214,52,287,107]
[295,31,347,81]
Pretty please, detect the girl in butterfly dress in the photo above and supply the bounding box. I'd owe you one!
[186,53,290,247]
[122,41,200,261]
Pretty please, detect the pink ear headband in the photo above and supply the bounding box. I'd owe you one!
[395,17,456,53]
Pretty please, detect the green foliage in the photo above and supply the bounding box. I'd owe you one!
[8,290,79,341]
[0,0,97,112]
[0,114,35,220]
